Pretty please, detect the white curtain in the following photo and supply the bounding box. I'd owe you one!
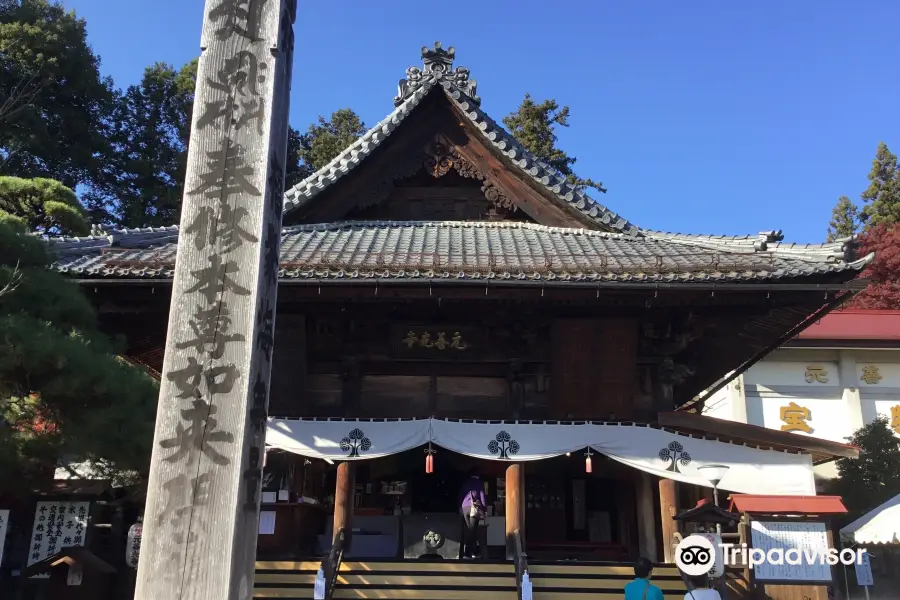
[429,420,598,461]
[266,418,815,495]
[265,418,430,460]
[587,424,816,496]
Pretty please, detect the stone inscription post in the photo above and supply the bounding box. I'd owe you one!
[133,0,296,598]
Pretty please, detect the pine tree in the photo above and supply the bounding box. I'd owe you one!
[0,176,89,235]
[295,108,367,177]
[826,195,859,242]
[860,142,900,227]
[0,220,158,493]
[503,93,605,193]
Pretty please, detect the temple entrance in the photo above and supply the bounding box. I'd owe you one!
[523,454,635,562]
[299,447,637,562]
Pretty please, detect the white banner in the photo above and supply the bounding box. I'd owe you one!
[266,418,431,460]
[430,420,598,461]
[266,419,815,495]
[588,425,816,496]
[27,501,90,579]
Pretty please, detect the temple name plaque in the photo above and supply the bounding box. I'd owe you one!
[750,520,833,583]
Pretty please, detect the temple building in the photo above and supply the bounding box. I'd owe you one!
[48,43,870,598]
[704,308,900,482]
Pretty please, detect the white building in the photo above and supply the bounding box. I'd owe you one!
[701,309,900,482]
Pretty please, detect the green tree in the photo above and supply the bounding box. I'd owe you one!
[831,416,900,517]
[296,108,367,176]
[826,195,859,242]
[0,175,89,235]
[0,0,115,188]
[860,142,900,228]
[84,60,197,227]
[0,220,158,491]
[86,59,310,227]
[503,93,605,193]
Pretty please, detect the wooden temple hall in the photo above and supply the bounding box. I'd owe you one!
[53,43,868,598]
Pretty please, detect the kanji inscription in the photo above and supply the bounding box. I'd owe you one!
[134,0,294,596]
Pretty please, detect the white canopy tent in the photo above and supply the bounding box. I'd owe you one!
[841,493,900,545]
[265,417,817,496]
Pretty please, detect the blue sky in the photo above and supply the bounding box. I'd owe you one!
[64,0,900,242]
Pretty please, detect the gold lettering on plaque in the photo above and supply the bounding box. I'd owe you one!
[804,365,829,384]
[860,365,883,385]
[780,402,813,434]
[402,330,468,350]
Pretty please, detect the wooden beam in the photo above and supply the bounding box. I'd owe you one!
[444,111,590,229]
[659,478,679,563]
[657,411,860,460]
[505,463,524,560]
[133,1,296,599]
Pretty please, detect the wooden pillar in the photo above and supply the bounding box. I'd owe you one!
[333,462,355,548]
[636,472,658,561]
[505,463,524,559]
[134,1,296,599]
[659,478,679,563]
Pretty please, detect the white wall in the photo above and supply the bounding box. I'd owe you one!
[703,348,900,480]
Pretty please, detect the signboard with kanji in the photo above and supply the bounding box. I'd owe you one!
[26,501,90,579]
[750,520,832,583]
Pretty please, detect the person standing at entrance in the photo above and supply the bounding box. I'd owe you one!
[624,557,664,600]
[458,469,486,559]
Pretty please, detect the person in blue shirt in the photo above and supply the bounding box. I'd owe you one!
[623,557,664,600]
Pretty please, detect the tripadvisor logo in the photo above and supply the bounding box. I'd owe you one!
[675,534,867,575]
[675,535,716,576]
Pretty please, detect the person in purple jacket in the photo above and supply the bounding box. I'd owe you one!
[458,468,487,559]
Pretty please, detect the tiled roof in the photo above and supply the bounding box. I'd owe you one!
[283,43,638,234]
[49,221,872,283]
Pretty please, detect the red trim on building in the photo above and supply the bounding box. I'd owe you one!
[728,494,848,514]
[797,309,900,341]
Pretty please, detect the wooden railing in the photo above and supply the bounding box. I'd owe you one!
[322,528,346,600]
[512,529,529,600]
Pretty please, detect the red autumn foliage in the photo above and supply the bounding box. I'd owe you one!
[850,224,900,309]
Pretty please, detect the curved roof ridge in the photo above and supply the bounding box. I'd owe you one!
[281,42,640,235]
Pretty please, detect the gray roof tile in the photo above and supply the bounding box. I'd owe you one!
[49,221,872,283]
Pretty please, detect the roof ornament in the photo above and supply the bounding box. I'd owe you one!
[839,235,859,262]
[753,230,784,252]
[394,41,480,107]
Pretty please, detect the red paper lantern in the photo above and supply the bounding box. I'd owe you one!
[585,455,592,473]
[425,444,435,474]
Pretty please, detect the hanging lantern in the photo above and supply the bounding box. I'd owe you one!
[584,448,593,474]
[425,443,436,474]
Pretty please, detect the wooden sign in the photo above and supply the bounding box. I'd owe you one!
[392,326,477,358]
[133,1,296,599]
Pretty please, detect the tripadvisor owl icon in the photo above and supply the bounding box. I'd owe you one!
[675,535,715,576]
